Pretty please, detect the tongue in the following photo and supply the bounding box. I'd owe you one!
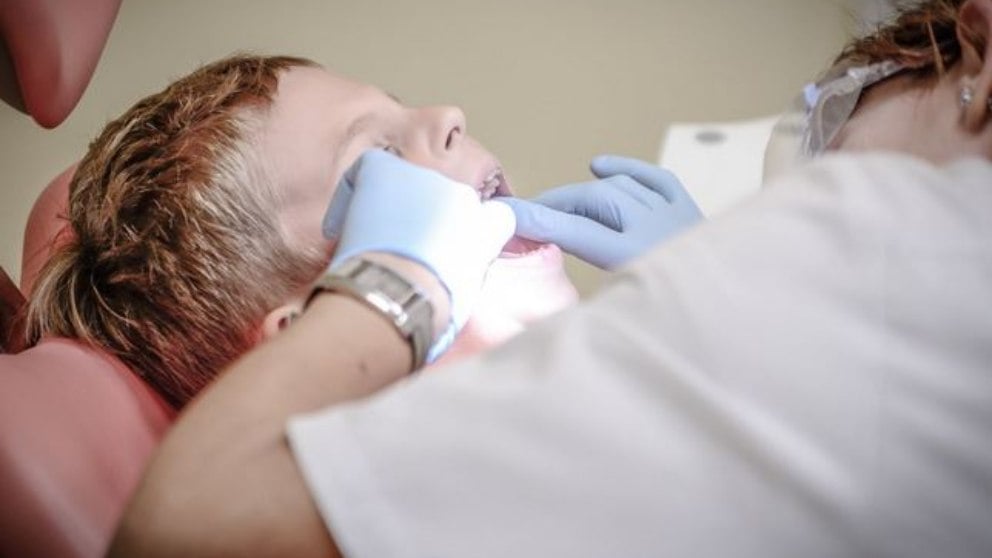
[500,235,542,257]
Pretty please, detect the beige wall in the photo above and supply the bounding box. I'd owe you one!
[0,0,853,296]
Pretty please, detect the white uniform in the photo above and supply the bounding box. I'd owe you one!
[288,153,992,558]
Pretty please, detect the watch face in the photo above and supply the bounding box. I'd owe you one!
[309,258,433,369]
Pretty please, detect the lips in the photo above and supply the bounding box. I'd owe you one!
[500,235,541,256]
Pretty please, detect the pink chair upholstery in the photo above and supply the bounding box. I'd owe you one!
[20,164,74,297]
[0,0,122,128]
[0,340,173,557]
[0,168,175,558]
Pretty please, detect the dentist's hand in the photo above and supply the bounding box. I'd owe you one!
[500,155,702,270]
[323,150,516,361]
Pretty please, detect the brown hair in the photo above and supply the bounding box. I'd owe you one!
[26,54,327,408]
[836,0,981,78]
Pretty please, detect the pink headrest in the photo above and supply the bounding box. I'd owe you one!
[21,163,74,297]
[2,163,174,557]
[0,267,25,353]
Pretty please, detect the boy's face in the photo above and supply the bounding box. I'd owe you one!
[258,65,578,357]
[261,65,511,260]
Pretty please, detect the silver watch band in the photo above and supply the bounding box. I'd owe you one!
[305,258,434,371]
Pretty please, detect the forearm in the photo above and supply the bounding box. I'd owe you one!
[108,149,492,556]
[108,293,412,558]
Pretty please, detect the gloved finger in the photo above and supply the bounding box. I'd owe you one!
[477,200,517,261]
[321,166,357,239]
[599,174,661,208]
[590,155,686,203]
[322,153,371,239]
[434,202,515,350]
[498,197,625,268]
[425,325,458,364]
[530,180,646,231]
[444,201,515,296]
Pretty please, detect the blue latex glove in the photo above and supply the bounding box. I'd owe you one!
[323,150,516,362]
[500,155,702,270]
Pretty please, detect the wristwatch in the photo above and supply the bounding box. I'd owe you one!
[304,257,435,371]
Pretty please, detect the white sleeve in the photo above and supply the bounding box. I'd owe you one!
[288,153,992,558]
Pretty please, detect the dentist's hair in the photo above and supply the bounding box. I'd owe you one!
[25,54,327,409]
[836,0,975,77]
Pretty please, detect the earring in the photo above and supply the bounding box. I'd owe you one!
[960,85,975,109]
[959,84,992,113]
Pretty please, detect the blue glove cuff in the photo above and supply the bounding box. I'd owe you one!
[425,321,457,364]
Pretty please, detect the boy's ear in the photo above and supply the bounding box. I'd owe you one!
[957,0,992,127]
[261,302,304,340]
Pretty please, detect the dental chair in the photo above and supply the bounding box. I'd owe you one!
[0,267,24,354]
[659,116,778,217]
[0,166,175,558]
[0,4,176,556]
[0,167,174,558]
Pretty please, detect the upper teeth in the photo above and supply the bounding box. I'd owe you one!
[480,170,501,200]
